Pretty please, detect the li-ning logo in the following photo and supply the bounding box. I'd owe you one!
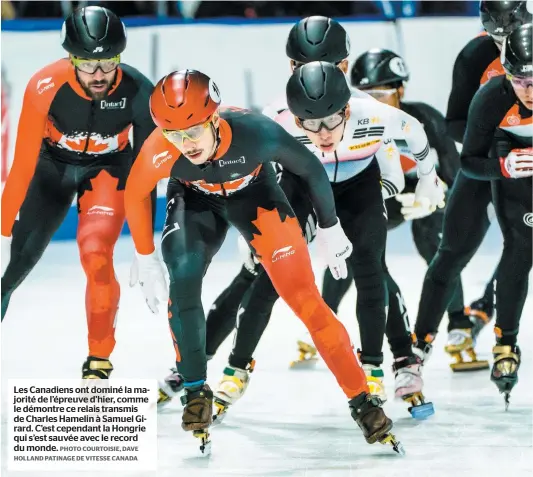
[523,213,533,227]
[88,205,114,216]
[36,77,54,94]
[219,156,246,167]
[93,46,104,53]
[100,98,127,110]
[272,245,295,262]
[153,151,172,168]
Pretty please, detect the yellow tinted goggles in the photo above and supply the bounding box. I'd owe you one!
[162,121,211,144]
[71,55,120,74]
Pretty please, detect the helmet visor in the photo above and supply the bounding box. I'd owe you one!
[162,121,211,144]
[362,88,398,100]
[507,74,533,89]
[71,55,121,74]
[300,109,346,133]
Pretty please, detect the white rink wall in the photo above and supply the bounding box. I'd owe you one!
[2,17,480,172]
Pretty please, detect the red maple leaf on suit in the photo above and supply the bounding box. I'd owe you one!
[78,170,121,215]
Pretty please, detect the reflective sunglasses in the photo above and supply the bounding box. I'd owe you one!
[292,60,342,70]
[71,55,121,74]
[162,121,211,144]
[507,74,533,89]
[299,109,346,133]
[361,88,398,100]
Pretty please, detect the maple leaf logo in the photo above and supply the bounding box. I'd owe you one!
[249,208,302,261]
[65,137,110,153]
[78,170,123,215]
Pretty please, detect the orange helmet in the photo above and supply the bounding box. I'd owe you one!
[149,69,221,130]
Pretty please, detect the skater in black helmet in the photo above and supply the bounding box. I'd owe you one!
[412,0,532,372]
[460,23,532,408]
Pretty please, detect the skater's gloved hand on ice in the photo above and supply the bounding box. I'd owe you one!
[395,193,434,221]
[500,148,533,179]
[316,218,352,280]
[1,235,12,277]
[415,166,446,211]
[129,250,168,314]
[237,235,259,274]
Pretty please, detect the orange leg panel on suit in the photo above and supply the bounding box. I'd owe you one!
[77,170,125,358]
[250,208,368,399]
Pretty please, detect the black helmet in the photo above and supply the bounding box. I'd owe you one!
[286,61,351,119]
[61,6,127,58]
[501,23,533,76]
[480,1,532,37]
[350,48,409,88]
[286,16,350,64]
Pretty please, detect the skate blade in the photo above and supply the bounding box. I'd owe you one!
[379,433,405,456]
[450,360,489,372]
[504,393,511,411]
[289,358,318,370]
[193,429,212,456]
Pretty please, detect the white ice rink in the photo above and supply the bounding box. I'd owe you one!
[1,225,532,477]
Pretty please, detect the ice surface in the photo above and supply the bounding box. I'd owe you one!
[1,226,531,477]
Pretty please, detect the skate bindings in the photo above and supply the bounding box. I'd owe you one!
[349,392,405,455]
[362,364,388,403]
[157,368,184,409]
[466,297,495,343]
[181,384,213,455]
[490,343,520,411]
[82,357,113,379]
[213,360,255,425]
[392,355,434,420]
[289,340,318,369]
[445,329,489,372]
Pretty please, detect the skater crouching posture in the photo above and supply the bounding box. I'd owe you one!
[125,69,404,454]
[413,0,531,371]
[460,24,532,408]
[0,6,155,378]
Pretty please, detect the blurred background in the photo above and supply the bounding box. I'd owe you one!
[1,0,483,239]
[1,1,478,20]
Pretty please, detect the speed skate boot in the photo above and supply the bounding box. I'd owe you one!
[81,356,113,379]
[466,297,495,343]
[412,333,435,366]
[181,384,213,455]
[289,340,318,369]
[359,350,388,402]
[349,392,405,455]
[491,341,521,411]
[213,360,255,425]
[157,368,184,409]
[392,355,434,420]
[445,328,489,372]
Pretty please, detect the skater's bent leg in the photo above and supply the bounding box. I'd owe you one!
[411,211,469,330]
[161,188,228,386]
[414,173,492,338]
[384,259,413,359]
[229,268,280,368]
[492,183,532,346]
[321,264,353,314]
[230,192,367,399]
[1,157,75,319]
[205,265,257,357]
[77,169,126,358]
[250,210,366,398]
